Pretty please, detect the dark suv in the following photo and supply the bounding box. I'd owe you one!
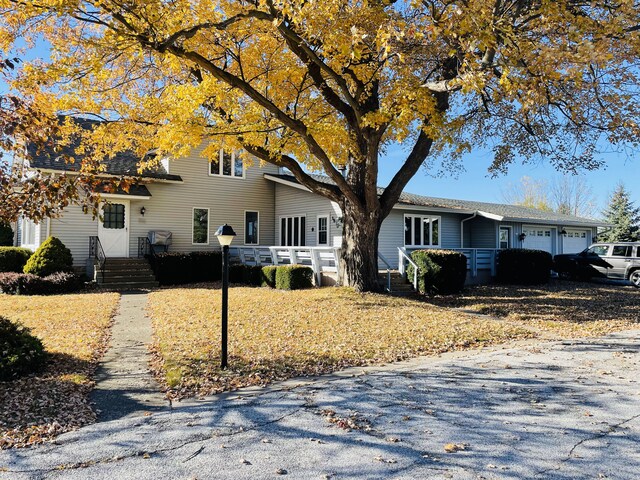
[554,243,640,287]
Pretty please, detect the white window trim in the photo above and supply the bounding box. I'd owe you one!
[279,215,307,247]
[403,214,441,247]
[192,207,210,245]
[20,218,40,251]
[244,210,260,245]
[317,215,329,246]
[498,225,512,249]
[208,149,246,179]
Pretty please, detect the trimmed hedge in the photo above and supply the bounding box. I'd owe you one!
[0,247,33,273]
[261,266,278,288]
[0,272,82,295]
[496,248,553,285]
[23,237,73,277]
[275,265,314,290]
[0,317,46,381]
[149,251,222,286]
[229,264,263,286]
[407,249,468,295]
[0,222,13,246]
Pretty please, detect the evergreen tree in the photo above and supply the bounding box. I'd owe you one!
[599,184,640,242]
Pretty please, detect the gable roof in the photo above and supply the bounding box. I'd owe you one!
[26,117,183,182]
[264,173,609,228]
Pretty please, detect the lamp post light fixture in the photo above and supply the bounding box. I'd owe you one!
[215,224,237,370]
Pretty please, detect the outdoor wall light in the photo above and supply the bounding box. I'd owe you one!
[140,206,146,216]
[215,224,237,370]
[560,229,568,236]
[518,232,527,242]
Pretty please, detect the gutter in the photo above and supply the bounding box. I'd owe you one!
[460,212,478,248]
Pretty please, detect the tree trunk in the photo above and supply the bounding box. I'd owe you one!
[339,200,382,292]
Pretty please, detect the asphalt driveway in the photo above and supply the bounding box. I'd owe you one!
[1,330,638,479]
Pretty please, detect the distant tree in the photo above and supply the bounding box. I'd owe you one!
[501,177,552,211]
[599,184,640,242]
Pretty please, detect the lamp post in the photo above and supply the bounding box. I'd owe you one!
[215,224,236,369]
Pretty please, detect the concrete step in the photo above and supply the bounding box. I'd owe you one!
[98,275,158,284]
[98,281,159,290]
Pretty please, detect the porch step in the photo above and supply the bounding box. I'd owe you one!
[95,258,159,289]
[378,271,415,293]
[98,281,159,291]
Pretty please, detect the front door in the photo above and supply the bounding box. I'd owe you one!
[98,200,130,257]
[499,227,511,249]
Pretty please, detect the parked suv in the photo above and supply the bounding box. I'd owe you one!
[554,243,640,287]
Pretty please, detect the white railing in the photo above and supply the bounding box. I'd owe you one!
[398,248,420,290]
[398,247,499,279]
[230,246,341,286]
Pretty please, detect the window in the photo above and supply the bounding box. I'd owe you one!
[192,208,209,244]
[499,227,511,249]
[209,149,244,178]
[317,216,329,245]
[102,203,125,229]
[21,217,39,249]
[280,216,306,246]
[612,245,632,257]
[587,245,609,257]
[404,215,440,247]
[245,211,259,245]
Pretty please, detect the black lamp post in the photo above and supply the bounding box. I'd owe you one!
[215,224,236,369]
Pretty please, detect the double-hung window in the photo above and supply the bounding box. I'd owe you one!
[245,211,259,245]
[404,214,440,247]
[209,149,244,178]
[192,207,209,244]
[317,215,329,245]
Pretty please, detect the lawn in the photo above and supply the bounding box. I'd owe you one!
[148,287,533,398]
[0,293,119,449]
[428,281,640,337]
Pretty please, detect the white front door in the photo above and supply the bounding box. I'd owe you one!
[98,200,130,257]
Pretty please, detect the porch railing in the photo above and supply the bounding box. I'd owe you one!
[397,248,420,290]
[398,247,499,279]
[89,236,106,281]
[229,246,341,286]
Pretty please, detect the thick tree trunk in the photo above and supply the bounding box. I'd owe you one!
[339,200,382,292]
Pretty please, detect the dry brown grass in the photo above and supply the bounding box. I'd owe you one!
[0,293,119,448]
[429,281,640,337]
[149,287,532,398]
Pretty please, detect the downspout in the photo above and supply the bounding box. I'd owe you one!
[460,212,478,248]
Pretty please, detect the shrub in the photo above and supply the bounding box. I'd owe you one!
[149,251,222,285]
[496,248,553,285]
[408,249,468,295]
[23,237,73,277]
[261,266,278,288]
[0,247,33,273]
[0,222,13,246]
[229,264,246,283]
[0,271,81,295]
[0,317,46,381]
[275,265,314,290]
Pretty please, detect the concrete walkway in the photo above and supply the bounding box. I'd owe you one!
[1,329,638,479]
[91,291,168,421]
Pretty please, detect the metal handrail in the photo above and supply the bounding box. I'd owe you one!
[377,251,392,292]
[138,236,154,258]
[89,236,107,281]
[398,247,419,290]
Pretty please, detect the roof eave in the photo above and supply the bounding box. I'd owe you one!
[30,167,183,183]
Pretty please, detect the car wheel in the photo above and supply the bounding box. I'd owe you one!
[630,270,640,288]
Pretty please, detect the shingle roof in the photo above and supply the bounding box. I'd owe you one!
[265,173,609,228]
[26,117,183,182]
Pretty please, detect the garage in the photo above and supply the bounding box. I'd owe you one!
[523,227,553,253]
[562,229,590,254]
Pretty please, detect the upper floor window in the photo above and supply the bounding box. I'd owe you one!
[404,215,440,247]
[209,150,244,178]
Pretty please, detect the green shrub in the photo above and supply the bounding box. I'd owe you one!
[261,266,278,288]
[227,264,262,285]
[149,251,222,285]
[0,222,13,246]
[0,317,46,381]
[275,264,314,290]
[190,251,222,283]
[0,247,33,273]
[23,237,73,277]
[229,264,246,283]
[0,272,81,295]
[496,248,552,285]
[407,249,468,295]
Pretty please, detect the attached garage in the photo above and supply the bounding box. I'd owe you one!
[562,229,590,254]
[522,227,553,253]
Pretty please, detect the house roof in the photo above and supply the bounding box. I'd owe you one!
[26,117,183,182]
[265,173,610,228]
[95,183,152,198]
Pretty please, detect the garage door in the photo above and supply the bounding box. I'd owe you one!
[562,229,589,254]
[523,227,553,253]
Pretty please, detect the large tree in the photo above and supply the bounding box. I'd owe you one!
[599,183,640,242]
[1,1,640,291]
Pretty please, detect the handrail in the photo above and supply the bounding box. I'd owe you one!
[377,251,392,292]
[89,236,106,282]
[398,247,419,290]
[138,236,154,258]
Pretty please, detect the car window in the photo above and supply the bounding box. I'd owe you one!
[587,245,609,256]
[612,245,632,257]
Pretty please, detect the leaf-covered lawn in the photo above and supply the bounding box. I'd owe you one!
[0,293,119,449]
[428,281,640,337]
[149,287,532,398]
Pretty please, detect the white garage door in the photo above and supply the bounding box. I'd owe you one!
[562,229,589,254]
[523,227,553,253]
